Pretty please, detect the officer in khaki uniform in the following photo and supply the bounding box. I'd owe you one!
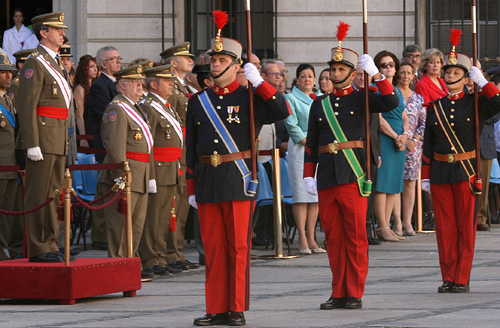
[17,12,72,262]
[160,42,198,270]
[0,54,18,260]
[98,63,154,280]
[137,64,184,276]
[7,49,34,109]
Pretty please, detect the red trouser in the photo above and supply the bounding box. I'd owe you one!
[318,182,369,299]
[431,181,478,284]
[198,201,252,314]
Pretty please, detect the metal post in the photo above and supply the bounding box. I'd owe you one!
[64,169,72,266]
[417,169,423,232]
[124,161,133,258]
[271,149,283,258]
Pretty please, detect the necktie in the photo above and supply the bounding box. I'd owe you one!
[55,54,60,65]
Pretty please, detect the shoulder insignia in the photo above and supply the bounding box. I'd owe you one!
[31,52,39,57]
[13,77,19,83]
[113,99,120,103]
[7,93,14,101]
[24,69,34,79]
[109,112,117,122]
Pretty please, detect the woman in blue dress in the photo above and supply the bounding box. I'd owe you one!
[372,51,410,242]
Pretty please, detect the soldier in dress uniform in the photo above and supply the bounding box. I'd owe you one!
[303,25,399,309]
[422,36,500,293]
[160,42,198,271]
[98,62,155,280]
[186,22,289,324]
[17,12,72,263]
[0,54,18,260]
[7,48,34,108]
[137,64,184,276]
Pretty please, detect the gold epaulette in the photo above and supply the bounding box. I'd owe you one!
[13,77,19,83]
[113,99,120,104]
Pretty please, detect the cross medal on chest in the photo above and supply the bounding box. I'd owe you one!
[226,106,240,123]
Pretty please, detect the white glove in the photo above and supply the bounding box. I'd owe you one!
[359,54,379,77]
[188,194,198,209]
[421,179,431,194]
[470,66,488,88]
[148,179,157,194]
[27,146,43,161]
[304,177,318,195]
[244,63,264,87]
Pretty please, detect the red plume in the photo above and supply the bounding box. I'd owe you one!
[212,10,229,30]
[449,28,463,47]
[336,21,350,42]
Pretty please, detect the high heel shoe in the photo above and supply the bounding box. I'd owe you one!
[403,228,416,236]
[310,247,327,254]
[376,228,399,242]
[299,248,312,255]
[391,230,406,240]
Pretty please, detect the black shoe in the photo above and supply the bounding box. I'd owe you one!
[199,255,205,266]
[252,237,268,247]
[172,260,190,270]
[185,259,200,269]
[477,224,491,231]
[228,311,246,326]
[163,263,182,274]
[368,237,381,245]
[438,281,454,293]
[91,242,108,250]
[450,284,470,293]
[320,297,347,309]
[345,297,362,309]
[141,270,154,282]
[55,251,76,262]
[193,313,230,326]
[10,254,23,260]
[29,252,63,263]
[144,265,169,276]
[59,247,80,256]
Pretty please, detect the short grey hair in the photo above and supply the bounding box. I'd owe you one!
[402,44,423,58]
[261,59,278,74]
[145,76,160,90]
[161,55,175,65]
[96,46,118,70]
[275,60,285,66]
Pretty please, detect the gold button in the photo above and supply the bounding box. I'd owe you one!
[335,112,339,115]
[334,103,339,107]
[391,92,395,95]
[158,163,162,166]
[350,111,354,115]
[42,122,46,125]
[467,118,470,121]
[451,146,456,151]
[451,123,455,126]
[450,115,454,119]
[217,106,221,109]
[451,101,455,104]
[451,109,455,112]
[435,122,438,125]
[336,97,340,100]
[197,122,201,125]
[53,81,57,84]
[319,118,322,121]
[272,96,276,99]
[219,96,223,99]
[214,139,219,143]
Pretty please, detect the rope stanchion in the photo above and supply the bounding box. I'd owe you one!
[71,188,124,210]
[0,189,59,216]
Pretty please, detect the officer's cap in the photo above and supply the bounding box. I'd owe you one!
[114,61,152,80]
[0,54,16,71]
[327,48,359,69]
[443,52,472,73]
[160,42,194,59]
[207,37,242,60]
[32,12,68,29]
[60,44,72,57]
[13,49,35,62]
[143,64,175,78]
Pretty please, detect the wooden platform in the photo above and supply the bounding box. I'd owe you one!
[0,257,142,305]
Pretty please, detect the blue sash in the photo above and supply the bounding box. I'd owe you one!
[198,91,258,197]
[0,102,15,128]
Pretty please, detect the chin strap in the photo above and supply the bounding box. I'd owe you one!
[331,67,354,85]
[211,58,239,80]
[446,75,466,85]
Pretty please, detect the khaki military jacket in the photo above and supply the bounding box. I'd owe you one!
[98,93,151,193]
[6,75,19,109]
[140,92,182,186]
[16,45,69,155]
[170,75,190,127]
[0,94,18,180]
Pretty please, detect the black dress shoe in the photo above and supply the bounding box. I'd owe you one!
[438,281,454,293]
[228,311,246,326]
[193,313,230,326]
[59,247,81,256]
[56,251,76,262]
[345,297,362,309]
[172,260,190,270]
[450,284,470,293]
[91,242,108,250]
[252,237,268,247]
[141,270,154,282]
[29,252,63,263]
[10,254,23,260]
[185,259,200,269]
[164,264,182,274]
[368,237,381,245]
[320,297,347,309]
[144,265,169,276]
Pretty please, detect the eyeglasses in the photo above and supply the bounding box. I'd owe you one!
[104,56,123,62]
[406,54,422,59]
[380,62,396,69]
[280,70,288,74]
[265,72,283,78]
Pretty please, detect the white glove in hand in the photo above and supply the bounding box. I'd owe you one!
[304,177,318,195]
[27,146,43,161]
[359,54,379,77]
[421,179,431,194]
[188,194,198,209]
[148,179,157,194]
[244,63,264,87]
[470,66,488,88]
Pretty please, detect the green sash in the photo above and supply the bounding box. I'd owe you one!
[321,97,371,197]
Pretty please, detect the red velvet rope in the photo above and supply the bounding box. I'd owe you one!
[72,187,115,206]
[0,197,54,216]
[72,189,123,210]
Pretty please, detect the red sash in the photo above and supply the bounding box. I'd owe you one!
[36,106,69,120]
[153,147,182,162]
[126,151,150,163]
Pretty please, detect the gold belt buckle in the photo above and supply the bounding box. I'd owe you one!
[447,153,456,163]
[211,152,222,167]
[328,141,339,154]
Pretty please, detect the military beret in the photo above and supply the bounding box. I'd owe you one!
[0,54,16,71]
[143,64,175,78]
[160,42,194,59]
[32,12,68,29]
[13,49,35,62]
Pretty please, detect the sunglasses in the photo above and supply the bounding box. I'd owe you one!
[380,62,396,69]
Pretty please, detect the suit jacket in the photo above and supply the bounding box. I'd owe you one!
[17,44,69,155]
[0,94,18,180]
[98,93,151,193]
[88,73,119,157]
[140,93,182,186]
[414,73,447,106]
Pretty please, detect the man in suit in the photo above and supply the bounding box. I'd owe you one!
[402,44,423,89]
[88,46,122,250]
[0,54,18,260]
[17,12,72,262]
[160,42,198,271]
[98,62,154,281]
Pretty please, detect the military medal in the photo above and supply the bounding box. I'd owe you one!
[53,87,58,95]
[166,128,171,140]
[0,120,5,128]
[227,106,234,123]
[135,132,143,140]
[234,106,240,123]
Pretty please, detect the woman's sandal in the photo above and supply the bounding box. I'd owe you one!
[376,227,399,242]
